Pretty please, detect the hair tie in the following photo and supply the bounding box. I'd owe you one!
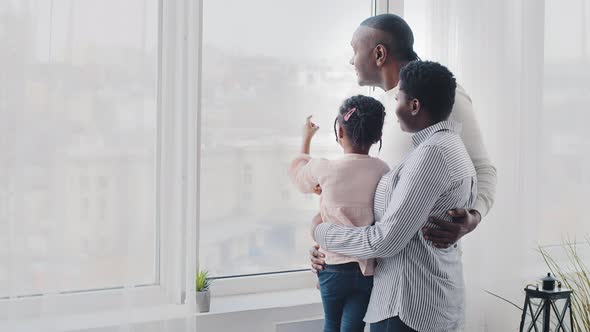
[343,108,357,122]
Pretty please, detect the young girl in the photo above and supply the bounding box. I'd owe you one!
[289,95,390,332]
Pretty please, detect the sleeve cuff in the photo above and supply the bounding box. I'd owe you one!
[472,199,489,219]
[296,153,312,160]
[314,223,334,249]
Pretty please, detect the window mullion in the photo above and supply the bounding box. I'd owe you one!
[158,0,201,305]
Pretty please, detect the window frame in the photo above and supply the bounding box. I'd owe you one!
[0,0,201,319]
[202,0,405,296]
[0,0,408,320]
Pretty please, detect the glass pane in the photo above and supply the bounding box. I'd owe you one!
[200,0,372,277]
[0,0,159,296]
[539,0,590,243]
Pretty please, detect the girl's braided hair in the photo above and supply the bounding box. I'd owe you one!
[333,95,386,151]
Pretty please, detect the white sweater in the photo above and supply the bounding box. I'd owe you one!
[375,84,497,217]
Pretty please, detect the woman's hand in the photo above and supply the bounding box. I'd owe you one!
[313,184,322,195]
[309,243,326,273]
[309,213,326,273]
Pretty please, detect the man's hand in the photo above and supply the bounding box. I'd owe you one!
[309,243,326,273]
[422,208,481,248]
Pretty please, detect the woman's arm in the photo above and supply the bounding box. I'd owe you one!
[314,145,451,259]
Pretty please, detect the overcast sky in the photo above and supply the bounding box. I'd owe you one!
[1,0,586,63]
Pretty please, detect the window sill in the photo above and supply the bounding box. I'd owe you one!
[198,287,321,316]
[0,303,193,332]
[210,270,316,297]
[0,288,321,331]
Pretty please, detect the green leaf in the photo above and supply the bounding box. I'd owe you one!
[196,269,211,292]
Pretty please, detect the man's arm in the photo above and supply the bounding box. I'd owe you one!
[452,86,497,217]
[423,86,497,248]
[314,146,450,260]
[472,162,497,217]
[423,208,479,248]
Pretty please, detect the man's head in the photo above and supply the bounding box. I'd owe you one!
[350,14,419,88]
[395,61,457,133]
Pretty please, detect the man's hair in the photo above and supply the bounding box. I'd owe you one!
[399,61,457,121]
[360,14,419,62]
[333,95,386,151]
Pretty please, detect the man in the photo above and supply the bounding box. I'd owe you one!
[311,13,496,265]
[309,14,497,331]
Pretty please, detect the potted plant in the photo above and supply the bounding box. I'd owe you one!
[538,238,590,331]
[196,270,211,313]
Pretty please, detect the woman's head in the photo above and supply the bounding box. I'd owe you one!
[395,60,456,133]
[333,95,386,153]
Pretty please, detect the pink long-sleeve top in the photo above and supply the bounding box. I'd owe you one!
[289,153,390,276]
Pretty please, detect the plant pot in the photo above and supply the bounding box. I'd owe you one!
[196,290,210,313]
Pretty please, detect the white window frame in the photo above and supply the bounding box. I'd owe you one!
[1,0,408,319]
[374,0,404,16]
[0,0,201,320]
[206,0,405,297]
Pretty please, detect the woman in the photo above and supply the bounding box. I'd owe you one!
[312,60,477,332]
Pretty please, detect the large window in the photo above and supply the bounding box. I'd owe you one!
[199,0,373,277]
[0,0,159,297]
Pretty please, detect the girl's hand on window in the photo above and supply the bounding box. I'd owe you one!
[303,115,320,140]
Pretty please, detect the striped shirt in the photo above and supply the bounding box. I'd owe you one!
[377,85,496,217]
[314,120,477,332]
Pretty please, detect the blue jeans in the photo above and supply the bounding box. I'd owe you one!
[370,316,417,332]
[318,262,373,332]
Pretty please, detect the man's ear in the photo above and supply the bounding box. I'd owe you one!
[374,44,388,66]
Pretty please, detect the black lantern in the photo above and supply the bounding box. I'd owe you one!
[519,273,574,332]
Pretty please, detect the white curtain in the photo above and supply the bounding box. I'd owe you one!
[405,0,590,330]
[0,0,158,298]
[0,1,198,328]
